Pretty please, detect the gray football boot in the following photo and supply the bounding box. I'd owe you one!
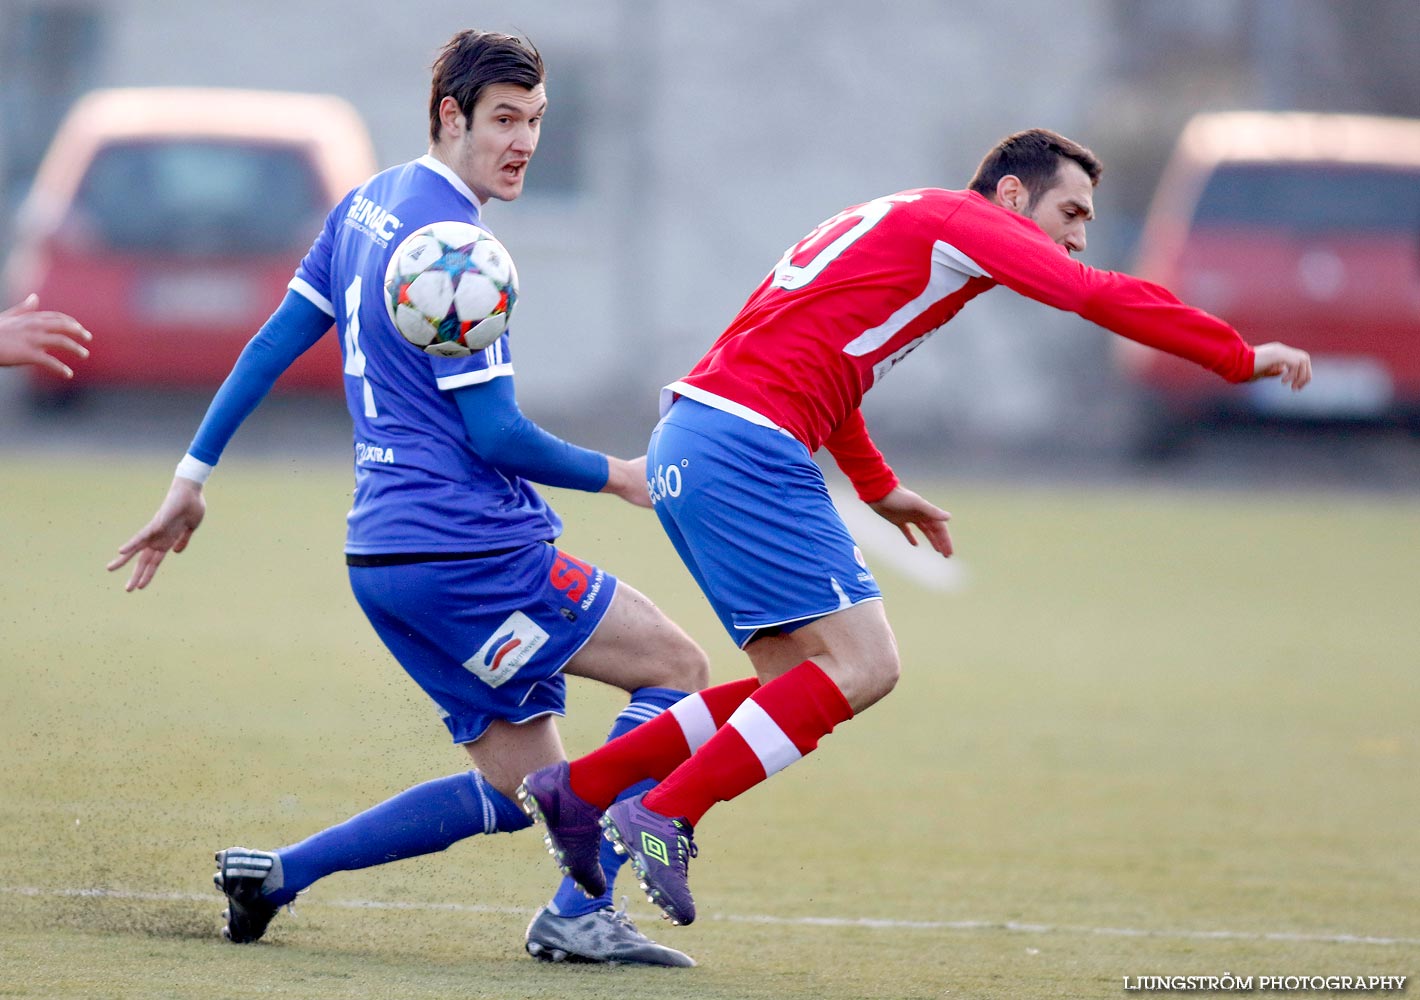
[524,902,696,966]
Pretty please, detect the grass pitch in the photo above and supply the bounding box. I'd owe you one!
[1,455,1416,998]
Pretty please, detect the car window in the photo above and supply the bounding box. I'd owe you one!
[1190,163,1420,234]
[72,140,324,255]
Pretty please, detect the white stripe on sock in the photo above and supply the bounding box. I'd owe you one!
[727,698,802,777]
[471,771,496,834]
[669,693,717,752]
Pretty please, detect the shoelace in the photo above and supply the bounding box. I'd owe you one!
[672,823,699,875]
[608,897,644,936]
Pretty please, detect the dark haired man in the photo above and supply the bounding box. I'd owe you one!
[520,128,1312,928]
[109,30,705,966]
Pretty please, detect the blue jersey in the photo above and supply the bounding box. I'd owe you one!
[289,155,561,555]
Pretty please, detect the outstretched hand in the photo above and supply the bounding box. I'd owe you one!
[0,294,91,378]
[107,477,207,591]
[601,454,652,509]
[1251,342,1312,391]
[868,486,953,558]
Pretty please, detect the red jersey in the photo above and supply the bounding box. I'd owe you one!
[666,188,1256,501]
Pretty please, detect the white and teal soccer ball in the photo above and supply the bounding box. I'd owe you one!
[384,221,518,357]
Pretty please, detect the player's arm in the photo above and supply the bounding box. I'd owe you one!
[823,408,899,502]
[451,376,650,508]
[952,204,1310,388]
[107,291,332,590]
[824,409,952,557]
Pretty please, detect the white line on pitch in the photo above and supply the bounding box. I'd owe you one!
[3,885,1415,948]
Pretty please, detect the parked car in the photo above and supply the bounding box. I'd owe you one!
[1119,111,1420,455]
[2,87,377,403]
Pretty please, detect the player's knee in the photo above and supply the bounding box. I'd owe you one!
[660,638,711,693]
[844,647,900,712]
[867,648,901,701]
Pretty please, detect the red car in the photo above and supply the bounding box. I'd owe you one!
[1119,111,1420,453]
[3,87,377,402]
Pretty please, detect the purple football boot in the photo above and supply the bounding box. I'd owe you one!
[600,793,699,926]
[517,761,608,898]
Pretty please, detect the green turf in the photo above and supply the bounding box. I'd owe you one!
[1,455,1416,998]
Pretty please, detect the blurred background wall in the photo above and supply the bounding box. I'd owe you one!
[2,0,1418,462]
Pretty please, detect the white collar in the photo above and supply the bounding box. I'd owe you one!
[416,154,483,208]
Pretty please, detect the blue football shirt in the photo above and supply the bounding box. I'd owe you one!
[289,154,562,555]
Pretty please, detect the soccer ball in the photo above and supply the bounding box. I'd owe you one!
[384,221,518,356]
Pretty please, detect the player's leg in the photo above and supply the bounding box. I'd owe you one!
[216,546,696,962]
[599,606,884,926]
[594,399,889,924]
[560,578,709,693]
[607,608,895,829]
[214,557,552,943]
[525,434,765,822]
[636,396,889,821]
[214,764,532,937]
[518,581,708,906]
[517,489,758,900]
[492,567,703,965]
[212,551,580,946]
[644,599,896,826]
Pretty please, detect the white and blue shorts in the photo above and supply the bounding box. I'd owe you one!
[348,541,617,744]
[647,397,881,649]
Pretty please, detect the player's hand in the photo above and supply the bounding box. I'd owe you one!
[868,486,953,558]
[107,476,207,591]
[601,455,652,509]
[1251,342,1312,391]
[0,293,92,378]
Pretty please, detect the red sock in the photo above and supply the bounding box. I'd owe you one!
[568,676,761,808]
[643,661,854,826]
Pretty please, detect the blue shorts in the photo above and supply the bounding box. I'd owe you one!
[348,541,617,744]
[648,397,881,648]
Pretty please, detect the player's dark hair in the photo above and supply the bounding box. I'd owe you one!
[429,30,545,143]
[968,128,1103,207]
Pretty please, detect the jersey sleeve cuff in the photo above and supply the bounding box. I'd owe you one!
[854,470,900,504]
[435,364,514,391]
[287,276,335,317]
[175,454,214,485]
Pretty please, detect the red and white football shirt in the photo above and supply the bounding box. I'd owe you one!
[665,188,1255,500]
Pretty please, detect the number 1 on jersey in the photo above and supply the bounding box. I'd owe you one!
[344,275,378,418]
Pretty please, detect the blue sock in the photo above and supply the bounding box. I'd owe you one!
[266,770,528,905]
[548,687,688,917]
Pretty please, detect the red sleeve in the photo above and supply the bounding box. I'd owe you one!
[950,197,1256,383]
[823,408,899,503]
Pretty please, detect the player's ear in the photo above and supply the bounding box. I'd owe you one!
[437,96,466,139]
[995,175,1028,213]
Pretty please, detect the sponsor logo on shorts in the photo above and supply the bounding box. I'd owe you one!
[852,546,875,583]
[464,611,548,688]
[549,551,606,612]
[647,459,688,505]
